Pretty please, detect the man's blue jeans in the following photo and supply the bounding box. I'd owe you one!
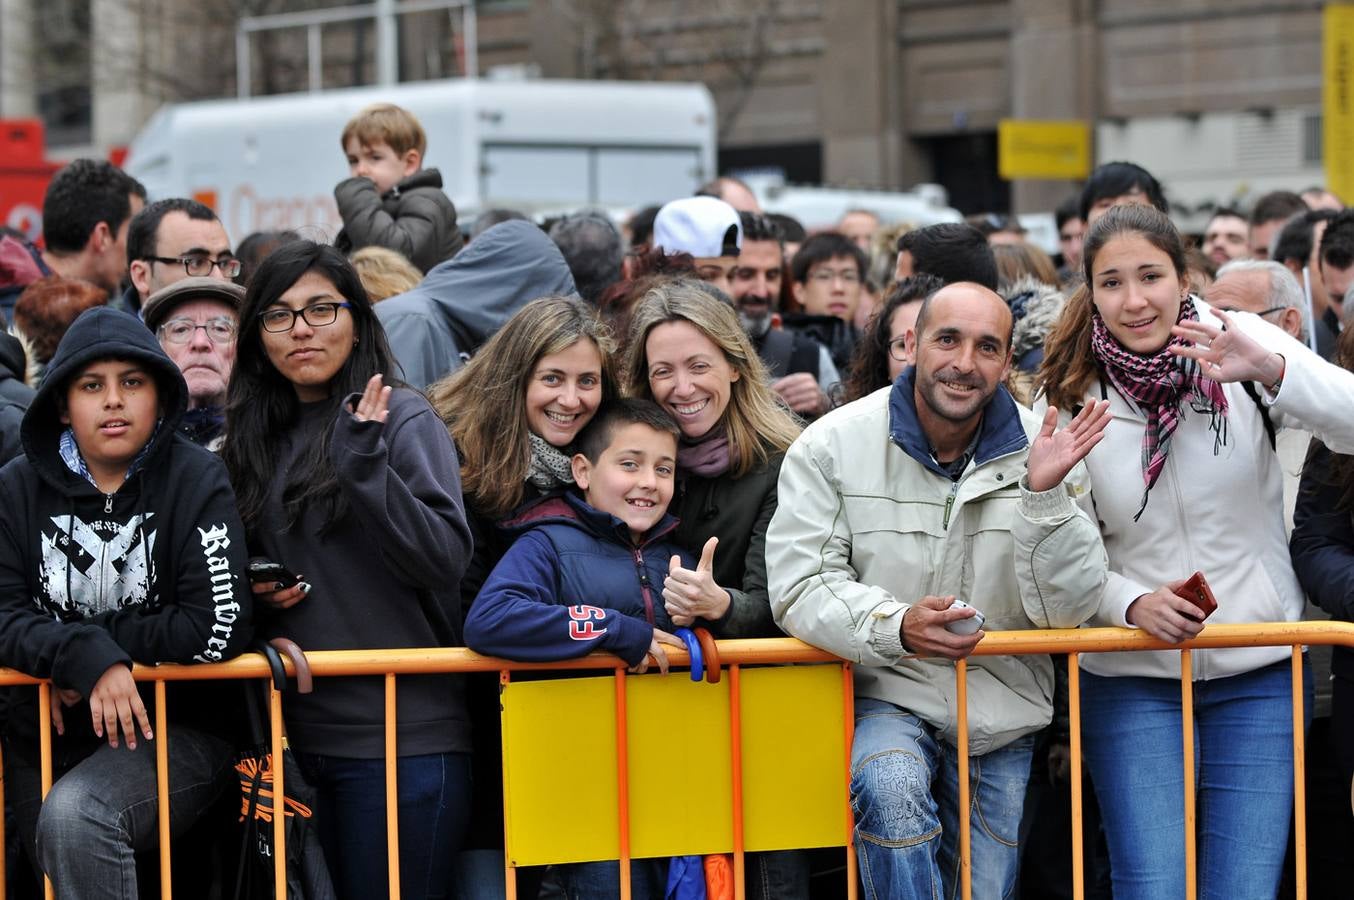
[850,697,1034,900]
[1081,659,1311,900]
[5,727,234,900]
[295,750,472,900]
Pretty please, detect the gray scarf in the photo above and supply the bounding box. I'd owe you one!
[526,432,576,490]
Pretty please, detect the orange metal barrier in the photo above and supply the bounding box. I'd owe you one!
[0,621,1349,899]
[0,640,850,900]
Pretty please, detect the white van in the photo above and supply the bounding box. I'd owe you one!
[123,78,717,240]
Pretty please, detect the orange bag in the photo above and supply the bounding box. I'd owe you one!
[703,854,734,900]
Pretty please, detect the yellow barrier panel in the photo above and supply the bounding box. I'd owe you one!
[740,665,848,853]
[500,663,846,866]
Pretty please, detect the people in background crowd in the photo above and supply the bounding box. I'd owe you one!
[124,198,237,315]
[1249,190,1309,260]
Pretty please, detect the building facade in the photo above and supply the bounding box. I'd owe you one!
[0,0,1330,214]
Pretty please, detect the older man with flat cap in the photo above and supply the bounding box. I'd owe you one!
[141,276,244,448]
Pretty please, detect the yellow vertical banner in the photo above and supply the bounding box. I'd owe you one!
[1325,5,1354,203]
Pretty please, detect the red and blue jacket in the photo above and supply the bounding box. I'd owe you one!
[465,491,694,667]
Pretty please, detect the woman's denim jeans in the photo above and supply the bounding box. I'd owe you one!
[1081,659,1312,900]
[850,697,1035,900]
[295,750,472,900]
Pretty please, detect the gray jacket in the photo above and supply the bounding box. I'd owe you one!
[375,220,578,391]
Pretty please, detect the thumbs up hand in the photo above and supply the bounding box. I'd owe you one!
[663,536,731,626]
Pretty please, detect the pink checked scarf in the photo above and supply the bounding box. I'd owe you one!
[1090,300,1229,519]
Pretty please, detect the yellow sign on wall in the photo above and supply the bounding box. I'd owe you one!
[1325,6,1354,203]
[998,119,1091,181]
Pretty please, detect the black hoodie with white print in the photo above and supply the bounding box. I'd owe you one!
[0,307,252,758]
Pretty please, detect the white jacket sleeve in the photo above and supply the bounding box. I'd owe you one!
[767,433,911,665]
[1013,476,1108,628]
[1031,396,1151,628]
[1229,308,1354,453]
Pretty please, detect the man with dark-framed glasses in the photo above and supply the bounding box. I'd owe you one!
[141,277,245,449]
[124,198,239,316]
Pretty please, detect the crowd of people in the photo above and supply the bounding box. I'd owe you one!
[0,100,1352,900]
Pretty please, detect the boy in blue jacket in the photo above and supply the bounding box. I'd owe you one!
[466,397,691,672]
[466,398,704,900]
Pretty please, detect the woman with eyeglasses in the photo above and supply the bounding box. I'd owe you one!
[840,275,943,404]
[221,241,474,900]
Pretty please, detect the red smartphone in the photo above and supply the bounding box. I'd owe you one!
[1178,571,1218,619]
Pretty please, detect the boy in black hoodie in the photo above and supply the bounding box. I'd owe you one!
[0,306,253,897]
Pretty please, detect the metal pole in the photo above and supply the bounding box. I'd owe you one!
[236,27,250,99]
[463,0,477,78]
[376,0,398,84]
[308,24,323,92]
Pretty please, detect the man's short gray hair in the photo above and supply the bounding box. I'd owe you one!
[1214,258,1307,341]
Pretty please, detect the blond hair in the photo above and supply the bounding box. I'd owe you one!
[622,278,800,476]
[428,296,619,518]
[340,103,427,157]
[349,246,422,302]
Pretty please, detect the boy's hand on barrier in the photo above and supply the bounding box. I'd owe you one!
[1026,400,1111,492]
[89,664,152,750]
[1126,579,1206,644]
[50,688,82,736]
[901,596,984,660]
[253,579,309,610]
[630,628,685,676]
[664,538,730,625]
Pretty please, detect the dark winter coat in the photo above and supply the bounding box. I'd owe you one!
[1291,442,1354,678]
[669,452,785,639]
[781,312,861,374]
[465,491,692,667]
[248,387,474,758]
[334,168,464,274]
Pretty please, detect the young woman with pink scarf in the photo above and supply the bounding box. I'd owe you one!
[1036,203,1354,899]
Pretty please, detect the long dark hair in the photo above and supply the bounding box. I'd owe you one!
[222,240,398,532]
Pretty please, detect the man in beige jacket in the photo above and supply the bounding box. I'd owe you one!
[768,282,1109,899]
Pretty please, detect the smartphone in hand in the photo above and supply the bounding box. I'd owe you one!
[247,558,301,590]
[1178,571,1218,619]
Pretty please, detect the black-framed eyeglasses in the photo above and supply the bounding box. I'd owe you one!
[258,302,352,333]
[158,316,237,345]
[887,336,910,362]
[1215,305,1289,318]
[145,255,243,278]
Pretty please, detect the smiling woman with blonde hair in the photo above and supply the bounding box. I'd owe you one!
[623,276,806,897]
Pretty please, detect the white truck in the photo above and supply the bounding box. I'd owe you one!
[123,77,717,241]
